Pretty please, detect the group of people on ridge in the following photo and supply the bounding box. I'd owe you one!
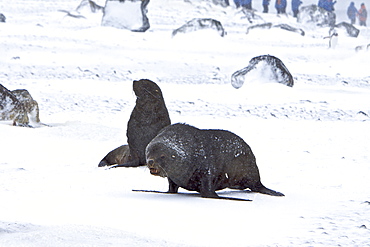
[232,0,303,16]
[225,0,368,26]
[347,2,367,26]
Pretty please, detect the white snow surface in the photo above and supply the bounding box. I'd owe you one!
[1,0,370,246]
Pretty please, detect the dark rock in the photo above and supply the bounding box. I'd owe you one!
[334,22,359,38]
[101,0,150,32]
[172,18,226,37]
[231,55,294,89]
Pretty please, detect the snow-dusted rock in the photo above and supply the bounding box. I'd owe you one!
[0,84,29,126]
[172,18,226,37]
[297,4,336,27]
[11,89,40,124]
[247,23,305,36]
[246,23,272,34]
[231,55,294,89]
[101,0,150,32]
[334,22,359,38]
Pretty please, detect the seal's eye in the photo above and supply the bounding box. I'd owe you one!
[160,154,165,159]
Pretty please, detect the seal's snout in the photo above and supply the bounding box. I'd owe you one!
[147,159,160,175]
[146,159,161,176]
[147,159,155,167]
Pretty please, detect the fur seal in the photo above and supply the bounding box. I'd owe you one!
[99,79,171,167]
[145,123,284,198]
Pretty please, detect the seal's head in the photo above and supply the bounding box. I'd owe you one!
[146,142,174,178]
[133,79,164,101]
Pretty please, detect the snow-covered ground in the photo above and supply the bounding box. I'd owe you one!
[1,0,370,246]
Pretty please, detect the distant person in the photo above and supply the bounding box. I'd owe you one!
[292,0,302,17]
[234,0,241,8]
[275,0,287,14]
[318,0,324,8]
[358,3,367,26]
[263,0,270,13]
[318,0,336,12]
[347,2,358,24]
[234,0,252,9]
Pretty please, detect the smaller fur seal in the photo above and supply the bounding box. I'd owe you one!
[146,123,284,199]
[99,79,171,168]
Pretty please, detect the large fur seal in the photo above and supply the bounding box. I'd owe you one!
[145,123,284,198]
[99,79,171,167]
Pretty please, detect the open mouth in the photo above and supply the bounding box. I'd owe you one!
[149,168,160,175]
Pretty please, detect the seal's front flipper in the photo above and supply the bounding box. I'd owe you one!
[168,178,179,193]
[108,159,141,168]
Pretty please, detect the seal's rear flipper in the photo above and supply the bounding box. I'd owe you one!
[212,196,252,202]
[252,185,285,197]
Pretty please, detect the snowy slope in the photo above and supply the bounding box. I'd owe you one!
[1,0,370,246]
